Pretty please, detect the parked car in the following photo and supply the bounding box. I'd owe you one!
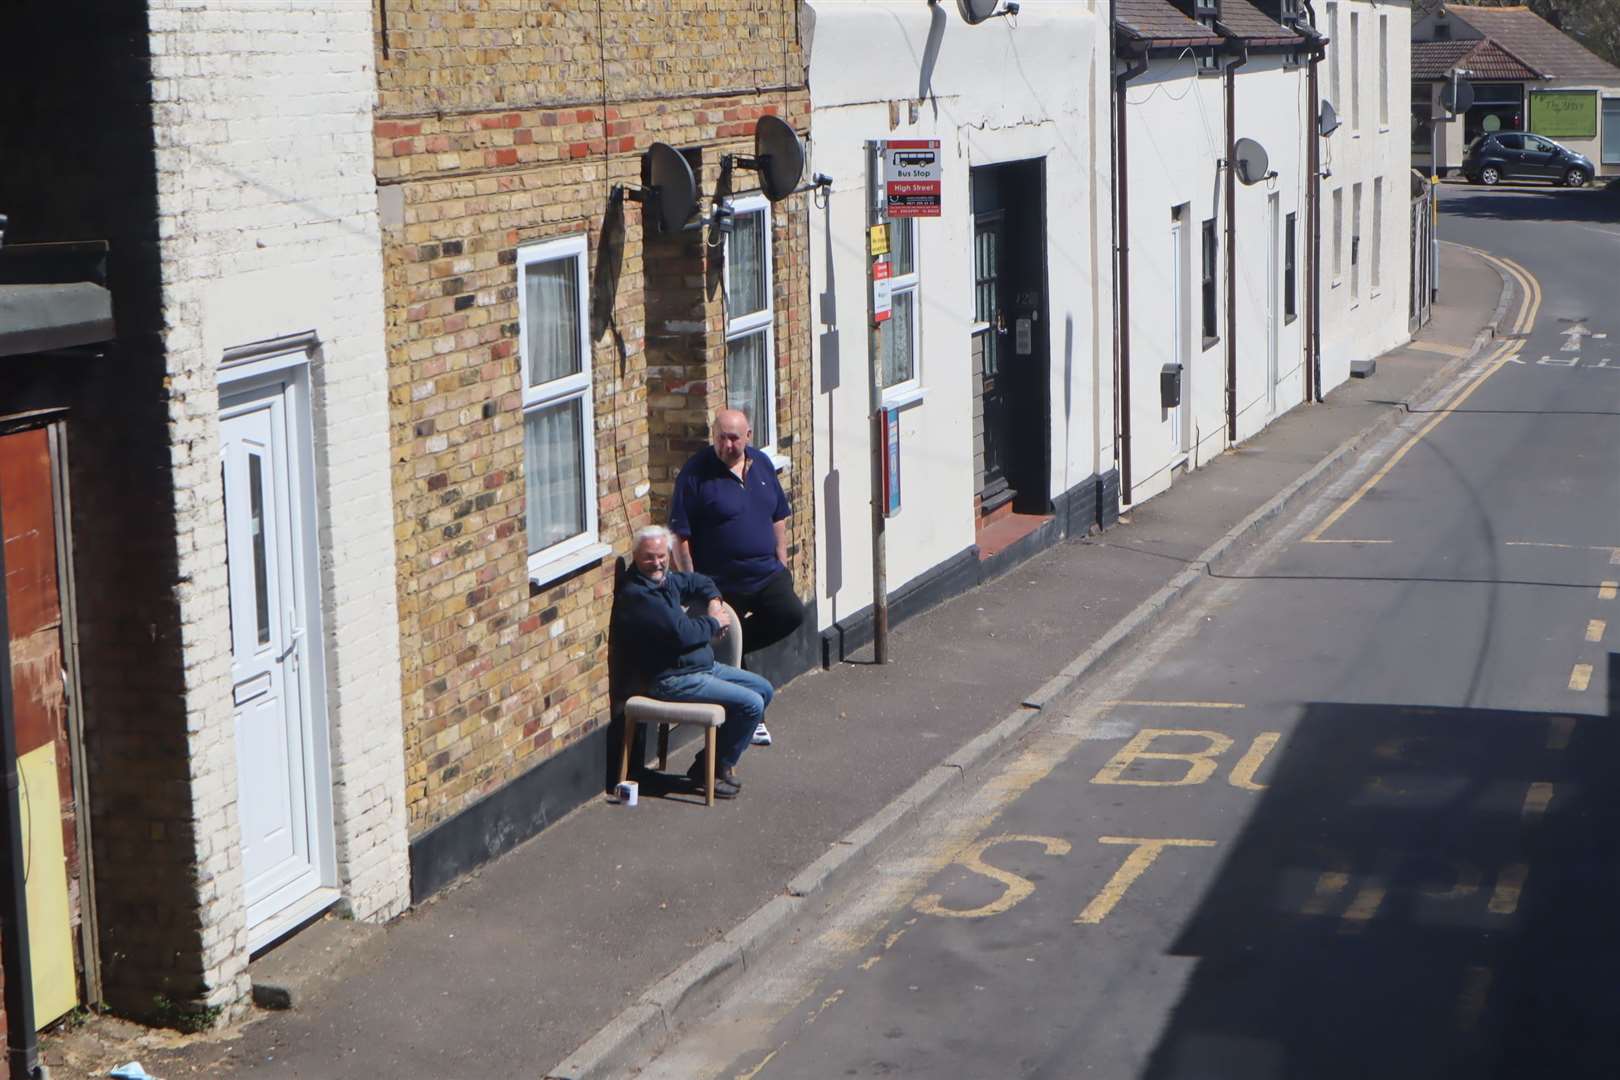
[1462,132,1595,187]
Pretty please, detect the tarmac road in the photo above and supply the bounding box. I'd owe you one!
[633,186,1620,1078]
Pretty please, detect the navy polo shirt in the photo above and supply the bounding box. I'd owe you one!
[669,446,790,595]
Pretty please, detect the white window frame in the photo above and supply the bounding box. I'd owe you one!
[1350,11,1361,133]
[1326,2,1340,108]
[1350,181,1363,304]
[518,234,607,585]
[1331,187,1344,286]
[723,195,781,461]
[1371,177,1383,295]
[880,218,925,408]
[1378,14,1390,130]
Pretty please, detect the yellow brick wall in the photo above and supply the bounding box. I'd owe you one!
[376,1,812,832]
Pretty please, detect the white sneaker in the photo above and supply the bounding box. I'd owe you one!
[751,723,773,746]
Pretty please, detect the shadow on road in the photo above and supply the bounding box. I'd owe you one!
[1142,653,1620,1080]
[1441,188,1620,225]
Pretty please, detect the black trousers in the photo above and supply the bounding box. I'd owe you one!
[721,569,806,657]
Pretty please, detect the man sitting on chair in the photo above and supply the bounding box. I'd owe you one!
[612,525,773,800]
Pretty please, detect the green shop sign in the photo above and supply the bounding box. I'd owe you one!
[1529,90,1598,138]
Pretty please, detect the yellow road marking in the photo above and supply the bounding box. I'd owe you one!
[1523,782,1555,821]
[1304,252,1541,544]
[1228,732,1282,791]
[1092,729,1235,786]
[1339,882,1387,931]
[1104,700,1247,709]
[1456,965,1493,1032]
[734,1049,780,1080]
[1612,549,1620,566]
[1075,837,1217,925]
[1569,663,1593,692]
[1586,619,1606,643]
[1418,860,1481,901]
[1300,538,1392,544]
[1488,863,1529,915]
[1300,868,1351,917]
[1601,581,1618,600]
[913,834,1071,920]
[1408,340,1469,358]
[1546,716,1577,750]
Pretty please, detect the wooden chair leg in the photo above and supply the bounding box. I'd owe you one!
[705,729,717,807]
[657,724,670,772]
[619,714,635,785]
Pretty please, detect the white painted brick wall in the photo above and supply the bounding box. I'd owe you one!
[148,0,407,1011]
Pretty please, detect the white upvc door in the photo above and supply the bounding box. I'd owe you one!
[220,373,334,946]
[1266,193,1280,417]
[1170,216,1187,459]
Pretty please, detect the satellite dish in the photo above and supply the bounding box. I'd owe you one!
[1233,138,1272,185]
[1318,100,1341,138]
[754,116,807,202]
[646,142,698,233]
[1439,79,1475,115]
[957,0,1001,25]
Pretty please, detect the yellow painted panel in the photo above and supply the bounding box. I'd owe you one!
[19,743,77,1027]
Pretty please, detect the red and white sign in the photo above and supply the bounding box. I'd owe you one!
[871,259,893,324]
[882,139,942,218]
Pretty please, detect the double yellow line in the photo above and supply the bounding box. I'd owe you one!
[1303,250,1543,544]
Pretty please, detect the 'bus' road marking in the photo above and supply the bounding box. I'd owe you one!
[1586,619,1606,643]
[1569,664,1593,692]
[1600,581,1618,600]
[1091,729,1284,790]
[1488,863,1529,915]
[1075,837,1218,925]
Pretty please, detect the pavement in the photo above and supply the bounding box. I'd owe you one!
[40,241,1506,1080]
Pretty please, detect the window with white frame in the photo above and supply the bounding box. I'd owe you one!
[880,219,922,400]
[1350,11,1361,131]
[1332,187,1344,283]
[1351,181,1363,301]
[724,196,776,449]
[1372,177,1383,292]
[518,235,599,579]
[1379,14,1389,128]
[1326,2,1340,106]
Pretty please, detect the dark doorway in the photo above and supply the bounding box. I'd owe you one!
[970,159,1049,523]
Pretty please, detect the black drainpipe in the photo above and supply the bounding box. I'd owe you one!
[1303,5,1327,401]
[0,496,42,1080]
[1222,37,1249,443]
[1114,33,1150,505]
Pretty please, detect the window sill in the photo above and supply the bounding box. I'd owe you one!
[1331,279,1342,289]
[761,447,791,474]
[529,541,613,589]
[1379,126,1391,134]
[880,385,929,410]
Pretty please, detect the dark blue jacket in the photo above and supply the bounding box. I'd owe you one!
[612,568,722,686]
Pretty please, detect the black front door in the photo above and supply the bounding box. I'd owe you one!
[971,160,1049,518]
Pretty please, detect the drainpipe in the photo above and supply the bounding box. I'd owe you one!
[1222,38,1249,442]
[0,498,43,1080]
[1113,33,1150,505]
[1303,3,1326,401]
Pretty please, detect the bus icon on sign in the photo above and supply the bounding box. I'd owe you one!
[892,151,937,168]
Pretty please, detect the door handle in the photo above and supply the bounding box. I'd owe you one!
[277,625,304,664]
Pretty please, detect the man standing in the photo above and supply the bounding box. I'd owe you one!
[670,409,804,746]
[612,526,773,800]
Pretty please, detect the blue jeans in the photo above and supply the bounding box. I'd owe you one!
[652,663,773,770]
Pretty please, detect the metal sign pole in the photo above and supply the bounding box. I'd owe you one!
[865,141,890,664]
